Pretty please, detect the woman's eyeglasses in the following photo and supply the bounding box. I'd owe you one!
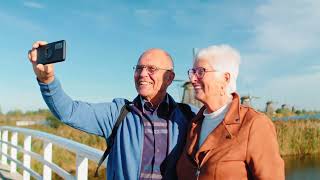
[188,67,218,79]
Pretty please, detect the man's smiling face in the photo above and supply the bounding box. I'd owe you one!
[134,49,174,104]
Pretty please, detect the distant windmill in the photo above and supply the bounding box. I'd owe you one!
[240,95,260,107]
[281,104,291,111]
[265,100,278,116]
[172,48,203,107]
[180,81,203,107]
[172,79,185,100]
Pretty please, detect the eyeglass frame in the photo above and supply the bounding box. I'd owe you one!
[187,67,219,79]
[133,65,173,75]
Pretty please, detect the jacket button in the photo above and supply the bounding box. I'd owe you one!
[226,134,232,139]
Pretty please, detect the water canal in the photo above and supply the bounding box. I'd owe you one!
[285,155,320,179]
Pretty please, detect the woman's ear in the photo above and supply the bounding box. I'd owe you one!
[224,72,231,83]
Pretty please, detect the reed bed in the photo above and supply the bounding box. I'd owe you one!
[2,117,320,178]
[274,119,320,156]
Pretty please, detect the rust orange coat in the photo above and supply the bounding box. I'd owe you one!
[176,93,285,180]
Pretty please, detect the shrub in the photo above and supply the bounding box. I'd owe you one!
[46,114,63,128]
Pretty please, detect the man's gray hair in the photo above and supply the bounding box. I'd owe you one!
[195,45,241,94]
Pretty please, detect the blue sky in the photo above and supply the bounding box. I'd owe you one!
[0,0,319,112]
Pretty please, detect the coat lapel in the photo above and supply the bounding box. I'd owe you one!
[186,107,205,157]
[187,93,243,166]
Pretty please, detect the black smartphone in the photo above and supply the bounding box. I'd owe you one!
[37,40,66,65]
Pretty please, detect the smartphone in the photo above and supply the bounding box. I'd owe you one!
[37,40,66,65]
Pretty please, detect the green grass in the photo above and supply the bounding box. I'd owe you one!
[1,124,106,179]
[2,117,320,178]
[274,119,320,156]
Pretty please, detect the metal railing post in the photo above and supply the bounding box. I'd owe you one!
[76,155,88,180]
[23,135,31,180]
[1,130,8,164]
[0,131,2,160]
[0,126,104,179]
[10,132,18,173]
[43,141,52,180]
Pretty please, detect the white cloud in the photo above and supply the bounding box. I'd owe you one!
[133,9,165,27]
[23,1,45,9]
[0,11,44,32]
[238,0,320,112]
[254,0,320,55]
[254,71,320,110]
[73,11,112,24]
[310,64,320,72]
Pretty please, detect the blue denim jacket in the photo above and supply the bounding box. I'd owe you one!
[39,78,192,180]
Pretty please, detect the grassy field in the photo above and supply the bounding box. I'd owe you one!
[0,123,106,179]
[274,119,320,156]
[1,117,320,179]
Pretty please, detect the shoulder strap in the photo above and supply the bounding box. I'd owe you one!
[177,103,196,122]
[94,102,195,177]
[94,101,131,177]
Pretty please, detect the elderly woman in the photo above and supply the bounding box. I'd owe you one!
[177,45,284,180]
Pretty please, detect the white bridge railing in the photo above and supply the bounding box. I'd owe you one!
[0,126,105,180]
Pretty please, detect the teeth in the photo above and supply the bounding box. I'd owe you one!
[193,84,201,89]
[139,81,151,85]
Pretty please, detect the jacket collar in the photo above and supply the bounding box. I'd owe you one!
[193,93,241,125]
[224,93,241,125]
[187,93,243,164]
[132,94,178,119]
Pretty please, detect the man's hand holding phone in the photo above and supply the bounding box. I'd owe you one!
[28,40,66,84]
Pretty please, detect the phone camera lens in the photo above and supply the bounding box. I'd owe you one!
[45,48,53,58]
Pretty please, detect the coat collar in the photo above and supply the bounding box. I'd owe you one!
[193,93,241,125]
[224,93,241,125]
[186,93,243,165]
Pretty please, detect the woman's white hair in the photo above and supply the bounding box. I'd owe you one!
[195,45,241,94]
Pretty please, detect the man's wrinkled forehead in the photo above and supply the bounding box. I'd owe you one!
[138,49,173,68]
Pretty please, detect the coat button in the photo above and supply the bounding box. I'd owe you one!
[226,134,232,139]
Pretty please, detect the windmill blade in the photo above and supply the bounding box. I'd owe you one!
[267,100,279,104]
[250,96,260,99]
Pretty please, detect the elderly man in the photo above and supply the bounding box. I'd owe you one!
[28,41,195,180]
[177,45,284,180]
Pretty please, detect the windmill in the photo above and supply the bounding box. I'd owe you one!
[265,100,278,116]
[173,78,203,108]
[240,80,261,107]
[181,81,203,107]
[240,95,260,107]
[172,79,185,101]
[172,48,202,107]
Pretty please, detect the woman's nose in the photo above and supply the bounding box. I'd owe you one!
[190,74,198,83]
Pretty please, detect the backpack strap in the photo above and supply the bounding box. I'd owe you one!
[94,101,131,177]
[94,102,195,177]
[177,103,196,122]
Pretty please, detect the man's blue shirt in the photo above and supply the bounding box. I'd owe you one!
[39,78,194,180]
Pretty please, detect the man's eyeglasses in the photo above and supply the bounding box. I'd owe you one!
[188,67,218,79]
[133,65,173,75]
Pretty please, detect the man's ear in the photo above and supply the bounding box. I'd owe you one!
[167,71,175,85]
